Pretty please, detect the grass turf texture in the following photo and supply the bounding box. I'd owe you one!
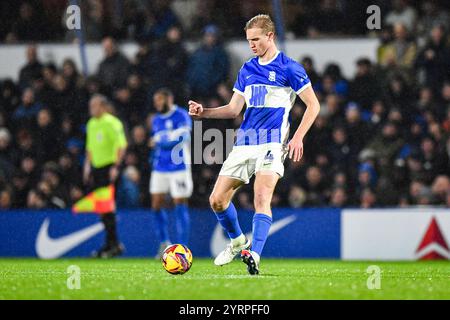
[0,258,449,300]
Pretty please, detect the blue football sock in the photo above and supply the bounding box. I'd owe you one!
[214,202,243,239]
[174,203,190,245]
[251,213,272,256]
[154,209,170,243]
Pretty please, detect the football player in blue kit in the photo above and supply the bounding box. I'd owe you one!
[150,88,193,257]
[188,15,320,274]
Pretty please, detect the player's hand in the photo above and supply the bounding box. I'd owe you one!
[83,166,91,185]
[287,136,304,162]
[109,165,119,182]
[188,100,204,118]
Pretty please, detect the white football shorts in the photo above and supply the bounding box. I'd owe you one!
[149,169,193,198]
[219,143,288,184]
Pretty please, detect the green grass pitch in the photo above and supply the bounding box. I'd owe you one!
[0,258,449,299]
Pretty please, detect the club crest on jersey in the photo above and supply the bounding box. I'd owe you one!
[165,120,173,130]
[268,71,276,82]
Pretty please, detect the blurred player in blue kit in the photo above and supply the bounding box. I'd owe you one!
[188,15,320,274]
[149,88,193,257]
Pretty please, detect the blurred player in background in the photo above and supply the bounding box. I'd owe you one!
[83,94,127,258]
[149,88,193,257]
[189,15,320,274]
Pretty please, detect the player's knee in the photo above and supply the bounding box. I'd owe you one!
[209,194,228,212]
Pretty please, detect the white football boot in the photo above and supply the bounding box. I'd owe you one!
[214,238,251,266]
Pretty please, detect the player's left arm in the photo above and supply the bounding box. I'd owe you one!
[288,86,320,162]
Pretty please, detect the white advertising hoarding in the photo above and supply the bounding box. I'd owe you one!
[342,209,450,260]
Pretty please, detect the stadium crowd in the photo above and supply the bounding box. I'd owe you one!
[0,0,449,210]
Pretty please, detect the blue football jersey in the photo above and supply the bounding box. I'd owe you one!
[151,106,192,172]
[233,51,311,146]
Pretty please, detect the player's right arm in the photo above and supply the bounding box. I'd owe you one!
[188,92,245,119]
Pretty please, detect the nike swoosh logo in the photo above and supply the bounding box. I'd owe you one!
[210,214,297,257]
[35,218,104,259]
[246,75,254,79]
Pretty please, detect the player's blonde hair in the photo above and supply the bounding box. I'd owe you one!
[244,14,275,34]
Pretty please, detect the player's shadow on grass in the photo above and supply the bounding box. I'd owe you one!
[257,274,279,277]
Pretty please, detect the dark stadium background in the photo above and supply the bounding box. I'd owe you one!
[0,0,449,211]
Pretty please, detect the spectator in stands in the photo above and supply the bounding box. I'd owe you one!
[139,0,181,40]
[129,125,149,170]
[384,0,417,32]
[35,108,60,163]
[97,37,131,94]
[49,73,85,126]
[359,188,378,208]
[27,189,46,209]
[0,187,13,210]
[287,185,306,208]
[321,94,342,124]
[420,136,449,184]
[18,45,42,90]
[62,59,84,91]
[0,80,20,120]
[119,0,147,41]
[40,163,69,208]
[113,73,148,126]
[300,56,321,87]
[0,128,15,165]
[0,128,16,183]
[415,87,441,121]
[386,74,414,123]
[344,103,371,154]
[364,122,404,178]
[186,25,229,98]
[7,2,47,42]
[378,23,417,77]
[317,64,349,98]
[12,88,42,128]
[157,25,189,102]
[189,0,216,38]
[349,58,382,110]
[303,166,328,206]
[307,0,345,37]
[415,25,450,92]
[327,126,353,172]
[329,187,348,208]
[417,1,449,37]
[431,175,450,205]
[356,162,377,197]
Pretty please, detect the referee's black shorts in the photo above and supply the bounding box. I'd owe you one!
[91,164,114,191]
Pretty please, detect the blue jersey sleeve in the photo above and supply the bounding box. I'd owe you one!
[157,109,191,149]
[287,61,311,94]
[233,66,246,96]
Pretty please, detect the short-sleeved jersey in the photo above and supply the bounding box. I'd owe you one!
[233,51,311,146]
[151,106,192,172]
[86,113,127,168]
